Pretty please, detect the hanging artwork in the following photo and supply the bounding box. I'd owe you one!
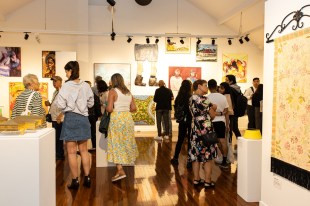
[165,36,190,54]
[0,47,21,77]
[196,44,217,62]
[272,28,310,190]
[222,54,247,83]
[169,66,201,91]
[132,95,155,125]
[42,51,56,78]
[94,63,131,89]
[9,82,48,116]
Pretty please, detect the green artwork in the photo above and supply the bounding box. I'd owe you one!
[132,95,155,125]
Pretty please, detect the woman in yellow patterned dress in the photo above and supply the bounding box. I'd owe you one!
[106,73,139,182]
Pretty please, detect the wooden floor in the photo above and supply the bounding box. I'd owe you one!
[56,136,259,206]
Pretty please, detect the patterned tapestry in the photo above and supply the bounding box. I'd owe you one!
[271,27,310,190]
[132,95,155,125]
[222,54,247,83]
[9,82,48,116]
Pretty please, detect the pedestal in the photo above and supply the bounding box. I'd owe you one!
[0,128,56,206]
[237,137,262,202]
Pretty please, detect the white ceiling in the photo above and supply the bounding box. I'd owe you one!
[0,0,265,49]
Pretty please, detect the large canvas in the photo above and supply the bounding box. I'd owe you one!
[272,28,310,190]
[42,51,56,78]
[94,63,131,89]
[165,36,190,54]
[9,82,48,116]
[222,54,247,83]
[0,47,21,77]
[196,44,217,62]
[132,95,155,125]
[169,66,201,91]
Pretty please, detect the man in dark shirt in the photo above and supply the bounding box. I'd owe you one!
[153,80,174,141]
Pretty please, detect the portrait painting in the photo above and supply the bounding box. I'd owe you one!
[0,47,21,77]
[42,51,56,78]
[165,36,190,54]
[169,66,201,91]
[222,54,248,83]
[196,44,217,62]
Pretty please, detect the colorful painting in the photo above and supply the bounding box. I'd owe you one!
[169,66,201,91]
[222,54,247,83]
[9,82,48,116]
[94,63,131,90]
[132,95,155,125]
[165,36,190,54]
[0,47,21,77]
[271,28,310,190]
[42,51,56,78]
[196,44,217,62]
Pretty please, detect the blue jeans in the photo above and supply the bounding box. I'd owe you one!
[156,110,169,136]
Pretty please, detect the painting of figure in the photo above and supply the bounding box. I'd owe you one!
[42,51,56,78]
[0,47,21,77]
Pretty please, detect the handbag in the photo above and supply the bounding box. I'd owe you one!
[99,111,110,137]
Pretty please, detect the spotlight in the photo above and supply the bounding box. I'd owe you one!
[107,0,116,6]
[146,37,150,44]
[239,37,244,44]
[127,36,132,43]
[155,38,159,44]
[180,38,184,44]
[24,32,29,40]
[244,35,250,42]
[111,32,116,41]
[196,38,201,45]
[167,38,171,43]
[211,38,215,45]
[228,38,232,45]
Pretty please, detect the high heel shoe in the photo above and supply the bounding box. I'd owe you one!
[67,177,79,190]
[83,175,91,188]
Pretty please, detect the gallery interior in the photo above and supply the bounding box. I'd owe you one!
[0,0,309,205]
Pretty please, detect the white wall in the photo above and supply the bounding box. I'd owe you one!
[261,0,310,206]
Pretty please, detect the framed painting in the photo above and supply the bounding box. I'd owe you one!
[169,66,201,91]
[222,54,248,83]
[42,51,56,78]
[165,36,190,54]
[196,44,217,62]
[9,82,48,116]
[132,95,155,125]
[94,63,131,90]
[0,47,21,77]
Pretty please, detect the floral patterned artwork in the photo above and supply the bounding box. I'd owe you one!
[271,27,310,190]
[9,82,48,116]
[222,54,247,83]
[132,95,155,125]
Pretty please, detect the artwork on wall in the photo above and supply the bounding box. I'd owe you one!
[165,36,190,54]
[272,28,310,190]
[222,54,248,83]
[169,66,201,91]
[9,82,48,116]
[196,44,217,62]
[42,51,56,78]
[94,63,131,89]
[0,47,21,77]
[0,106,3,116]
[132,95,155,125]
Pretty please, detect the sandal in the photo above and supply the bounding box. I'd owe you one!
[204,181,215,189]
[193,179,204,186]
[112,173,126,182]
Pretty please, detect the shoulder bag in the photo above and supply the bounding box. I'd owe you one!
[99,111,110,137]
[21,92,35,116]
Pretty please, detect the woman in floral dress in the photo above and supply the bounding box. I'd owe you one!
[188,79,218,188]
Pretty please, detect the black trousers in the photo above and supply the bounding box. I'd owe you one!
[173,121,191,159]
[229,115,241,141]
[88,115,97,148]
[52,121,64,158]
[247,105,256,129]
[156,110,169,136]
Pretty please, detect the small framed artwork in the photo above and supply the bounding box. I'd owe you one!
[42,51,56,78]
[94,63,131,90]
[222,54,248,83]
[165,36,191,54]
[196,44,217,62]
[0,47,21,77]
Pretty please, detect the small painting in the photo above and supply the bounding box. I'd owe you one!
[0,47,21,77]
[169,66,201,91]
[165,36,190,54]
[42,51,56,78]
[196,44,217,62]
[222,54,248,83]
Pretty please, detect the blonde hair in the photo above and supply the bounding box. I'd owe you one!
[110,73,130,95]
[23,74,39,89]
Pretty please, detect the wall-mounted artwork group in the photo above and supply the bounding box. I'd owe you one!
[0,47,21,77]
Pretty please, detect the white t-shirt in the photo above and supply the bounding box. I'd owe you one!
[207,93,229,123]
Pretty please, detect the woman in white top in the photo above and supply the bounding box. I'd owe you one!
[106,73,139,182]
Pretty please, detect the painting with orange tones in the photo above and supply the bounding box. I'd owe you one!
[222,54,247,83]
[42,51,56,78]
[9,82,48,116]
[271,28,310,190]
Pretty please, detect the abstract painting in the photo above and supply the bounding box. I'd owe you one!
[42,51,56,78]
[222,54,247,83]
[0,47,21,77]
[196,44,217,62]
[132,95,155,125]
[271,28,310,190]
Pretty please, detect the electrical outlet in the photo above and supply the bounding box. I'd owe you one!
[273,177,282,189]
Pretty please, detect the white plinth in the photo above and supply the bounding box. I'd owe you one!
[237,137,262,202]
[96,121,114,167]
[0,128,56,206]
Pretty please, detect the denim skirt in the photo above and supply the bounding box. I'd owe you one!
[60,112,91,141]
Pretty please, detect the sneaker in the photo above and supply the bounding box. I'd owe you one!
[154,136,163,141]
[164,135,169,140]
[170,158,179,165]
[219,162,229,169]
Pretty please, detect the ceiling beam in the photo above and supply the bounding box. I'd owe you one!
[242,23,264,35]
[217,0,261,25]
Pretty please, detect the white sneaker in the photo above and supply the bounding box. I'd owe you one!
[154,136,163,141]
[164,135,169,140]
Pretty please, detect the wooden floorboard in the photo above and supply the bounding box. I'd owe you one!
[56,137,259,206]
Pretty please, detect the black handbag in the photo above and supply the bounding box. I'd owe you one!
[46,114,52,123]
[201,131,218,145]
[99,111,110,137]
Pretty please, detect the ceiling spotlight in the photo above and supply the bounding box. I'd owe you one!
[211,38,215,45]
[244,35,250,42]
[228,38,232,45]
[107,0,116,6]
[155,37,159,44]
[196,38,201,45]
[127,36,132,43]
[111,32,116,41]
[239,37,244,44]
[180,38,184,44]
[167,38,171,44]
[146,37,150,44]
[24,32,29,40]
